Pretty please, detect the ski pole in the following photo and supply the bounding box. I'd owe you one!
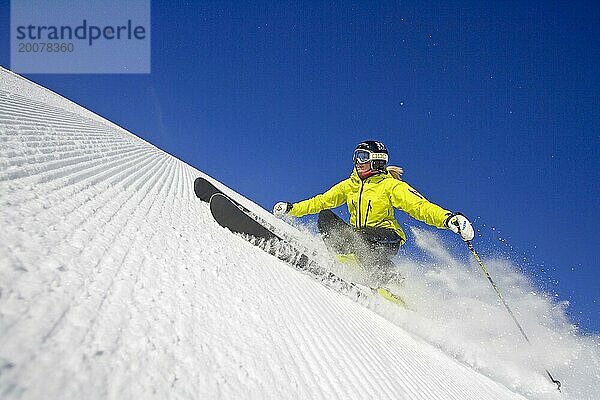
[454,222,562,392]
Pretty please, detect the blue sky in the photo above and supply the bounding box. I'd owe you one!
[1,1,598,332]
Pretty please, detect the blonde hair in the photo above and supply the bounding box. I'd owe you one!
[386,165,403,180]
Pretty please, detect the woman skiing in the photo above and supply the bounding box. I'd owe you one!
[273,140,474,285]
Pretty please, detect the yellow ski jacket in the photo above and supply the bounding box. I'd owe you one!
[289,169,452,244]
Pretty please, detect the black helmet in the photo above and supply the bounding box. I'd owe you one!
[353,140,388,172]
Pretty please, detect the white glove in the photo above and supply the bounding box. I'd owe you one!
[446,213,475,241]
[273,202,292,218]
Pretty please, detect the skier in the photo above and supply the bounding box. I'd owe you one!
[273,140,474,286]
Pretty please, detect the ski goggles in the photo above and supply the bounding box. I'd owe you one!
[353,149,388,164]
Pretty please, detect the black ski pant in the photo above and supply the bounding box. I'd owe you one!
[317,209,402,285]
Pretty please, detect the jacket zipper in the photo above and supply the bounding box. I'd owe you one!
[357,180,365,228]
[364,200,372,227]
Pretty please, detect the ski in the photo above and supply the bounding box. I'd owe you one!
[209,193,372,301]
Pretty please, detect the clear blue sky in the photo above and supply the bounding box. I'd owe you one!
[1,1,598,332]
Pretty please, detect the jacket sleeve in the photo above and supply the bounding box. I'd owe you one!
[390,181,452,229]
[289,180,349,217]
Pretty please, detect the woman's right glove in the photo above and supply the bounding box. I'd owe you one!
[446,212,475,241]
[273,202,293,218]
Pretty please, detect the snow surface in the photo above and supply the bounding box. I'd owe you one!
[0,67,598,399]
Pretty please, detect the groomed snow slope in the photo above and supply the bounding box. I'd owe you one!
[0,68,561,399]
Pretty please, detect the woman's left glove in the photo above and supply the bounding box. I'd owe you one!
[273,202,293,218]
[446,212,475,241]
